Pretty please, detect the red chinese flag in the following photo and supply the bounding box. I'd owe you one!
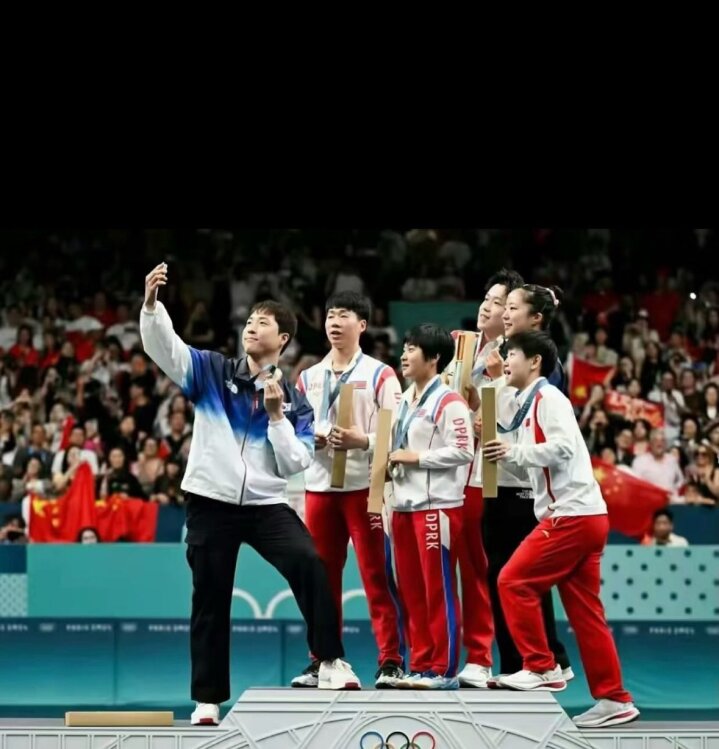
[96,495,158,542]
[120,498,159,542]
[95,496,130,541]
[603,391,664,428]
[568,355,615,406]
[591,458,669,539]
[58,415,77,451]
[29,462,97,543]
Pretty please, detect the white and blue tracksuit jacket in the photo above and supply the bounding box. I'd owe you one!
[140,301,314,506]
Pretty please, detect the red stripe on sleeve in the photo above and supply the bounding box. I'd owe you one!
[374,365,394,397]
[532,392,558,503]
[434,391,465,423]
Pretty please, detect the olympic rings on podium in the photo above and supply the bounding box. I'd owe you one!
[358,730,436,749]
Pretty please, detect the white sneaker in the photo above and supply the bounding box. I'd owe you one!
[563,666,575,682]
[414,672,459,690]
[486,673,511,689]
[458,663,492,688]
[291,660,320,688]
[394,671,423,689]
[318,658,361,690]
[374,662,404,688]
[190,703,220,726]
[573,699,640,728]
[499,667,567,692]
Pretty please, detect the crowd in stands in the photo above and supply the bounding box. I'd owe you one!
[0,228,717,546]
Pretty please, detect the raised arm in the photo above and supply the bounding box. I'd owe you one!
[139,264,196,397]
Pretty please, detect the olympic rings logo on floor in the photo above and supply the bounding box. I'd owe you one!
[358,730,436,749]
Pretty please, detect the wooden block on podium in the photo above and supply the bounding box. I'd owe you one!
[367,408,392,514]
[65,711,174,727]
[480,386,498,498]
[330,383,354,489]
[453,332,478,399]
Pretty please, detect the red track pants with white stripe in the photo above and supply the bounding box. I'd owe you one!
[305,490,403,666]
[457,485,493,666]
[499,513,633,702]
[392,507,462,677]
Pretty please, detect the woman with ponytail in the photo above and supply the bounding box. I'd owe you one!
[478,284,573,688]
[497,284,568,392]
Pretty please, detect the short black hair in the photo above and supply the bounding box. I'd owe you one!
[405,323,455,373]
[249,300,298,353]
[506,331,558,377]
[325,291,371,322]
[485,268,524,295]
[653,508,673,523]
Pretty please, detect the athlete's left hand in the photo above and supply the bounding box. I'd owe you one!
[486,350,505,379]
[483,439,511,462]
[264,379,284,421]
[389,449,420,465]
[329,425,369,451]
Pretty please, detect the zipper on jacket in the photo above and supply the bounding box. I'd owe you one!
[238,391,259,504]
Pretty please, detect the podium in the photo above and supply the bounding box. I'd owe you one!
[222,688,591,748]
[1,690,717,748]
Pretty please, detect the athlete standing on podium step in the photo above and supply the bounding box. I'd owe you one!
[140,264,360,727]
[388,324,474,690]
[449,269,524,688]
[484,331,639,728]
[292,291,405,690]
[480,283,572,689]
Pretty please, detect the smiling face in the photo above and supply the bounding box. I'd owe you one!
[325,307,366,350]
[477,283,508,338]
[242,309,287,359]
[503,289,542,337]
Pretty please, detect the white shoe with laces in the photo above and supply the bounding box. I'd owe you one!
[563,667,575,682]
[291,659,320,688]
[190,702,220,726]
[499,666,567,692]
[458,663,492,688]
[572,699,640,728]
[318,658,361,690]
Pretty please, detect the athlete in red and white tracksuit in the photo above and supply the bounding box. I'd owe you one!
[296,348,404,679]
[485,334,638,727]
[389,374,474,685]
[449,329,500,679]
